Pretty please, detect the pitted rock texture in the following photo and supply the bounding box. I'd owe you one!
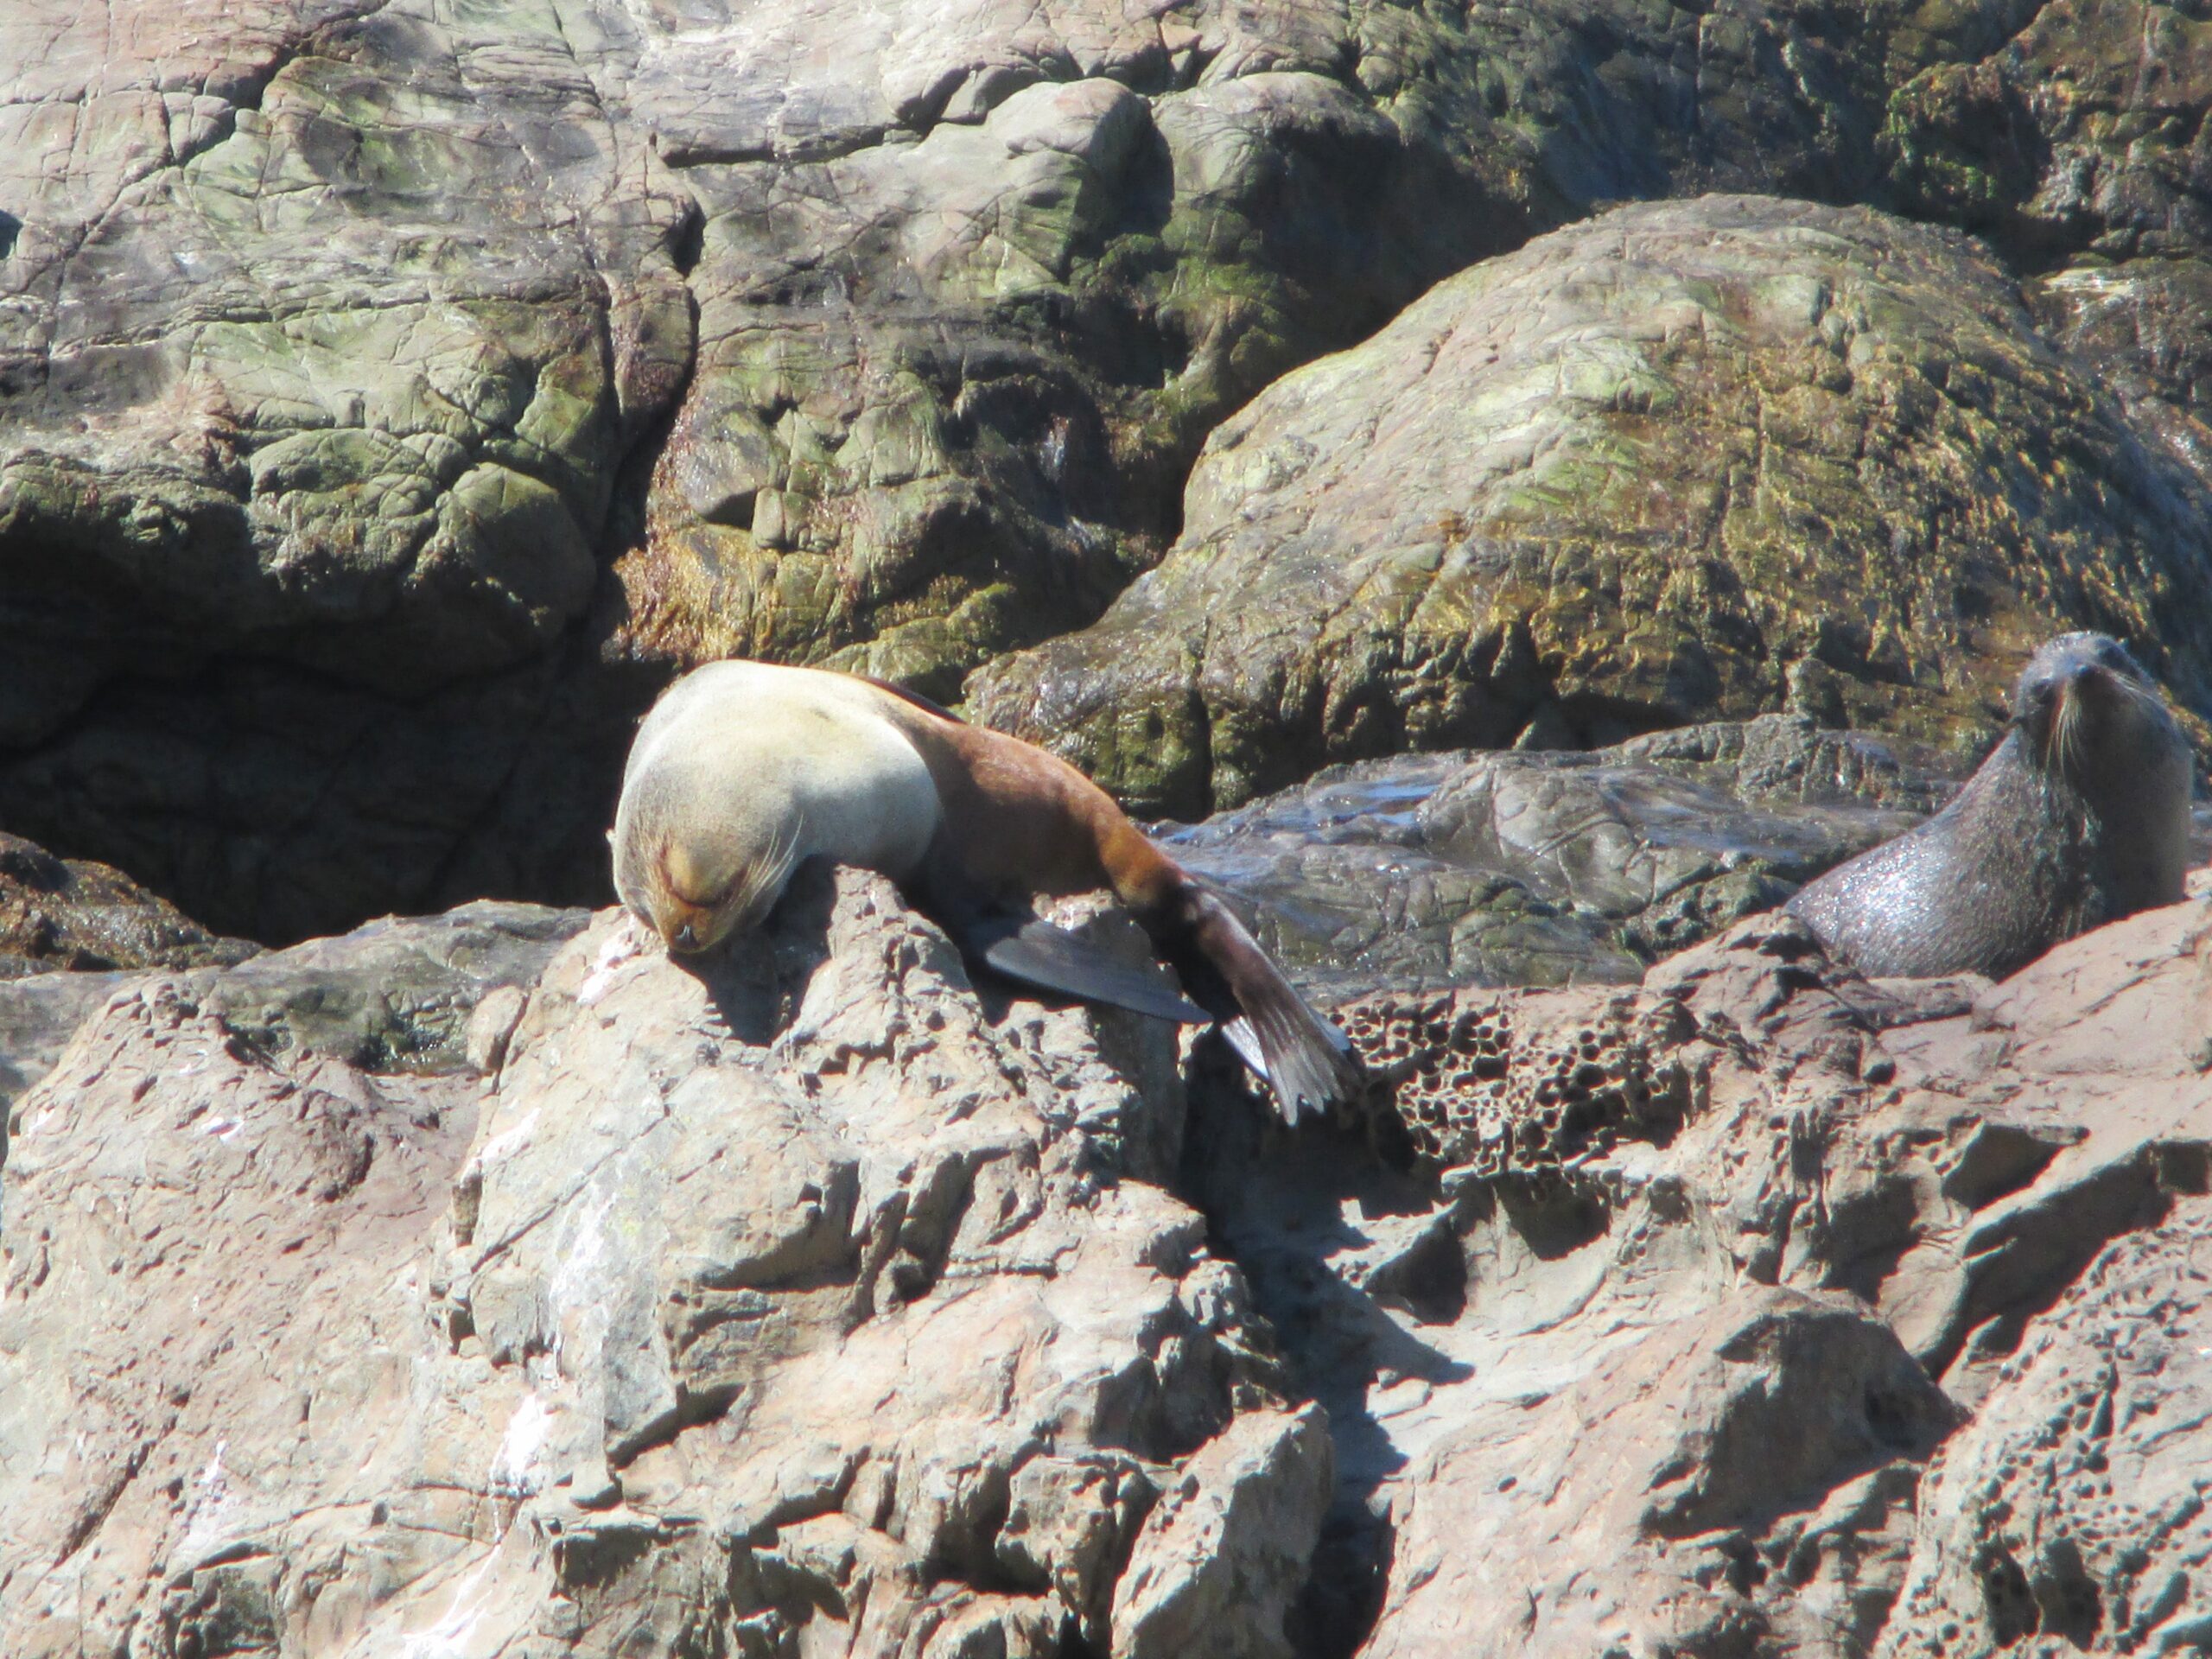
[1165,712,1944,997]
[1882,1212,2212,1655]
[1344,987,1716,1172]
[1181,897,2212,1657]
[0,830,257,977]
[0,867,1327,1658]
[976,194,2212,817]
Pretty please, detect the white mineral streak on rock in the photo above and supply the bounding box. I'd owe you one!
[468,1109,539,1173]
[489,1394,552,1499]
[577,929,640,1008]
[177,1440,232,1560]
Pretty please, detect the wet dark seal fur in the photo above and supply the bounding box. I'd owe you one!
[1787,632,2192,980]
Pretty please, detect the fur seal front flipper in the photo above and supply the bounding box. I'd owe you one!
[956,910,1213,1026]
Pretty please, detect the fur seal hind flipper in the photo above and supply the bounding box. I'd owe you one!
[1151,885,1359,1125]
[961,912,1214,1025]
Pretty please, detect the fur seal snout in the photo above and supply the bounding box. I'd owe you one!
[612,660,1361,1120]
[1786,632,2192,980]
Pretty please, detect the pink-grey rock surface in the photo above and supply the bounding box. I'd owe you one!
[0,868,1329,1656]
[6,1,2212,1647]
[3,858,2210,1654]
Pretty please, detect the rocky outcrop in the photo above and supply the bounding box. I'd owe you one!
[11,2,2212,941]
[1182,893,2212,1656]
[0,831,257,977]
[975,195,2212,816]
[0,868,1327,1657]
[0,0,1522,942]
[6,852,2212,1655]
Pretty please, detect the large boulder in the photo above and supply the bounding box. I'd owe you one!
[7,855,2212,1654]
[0,867,1329,1657]
[975,194,2212,816]
[0,0,1522,941]
[13,2,2212,941]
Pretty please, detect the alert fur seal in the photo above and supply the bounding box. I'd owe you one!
[1786,632,2192,980]
[613,659,1360,1121]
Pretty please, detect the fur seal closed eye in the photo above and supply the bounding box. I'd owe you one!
[612,659,1361,1121]
[1785,632,2192,980]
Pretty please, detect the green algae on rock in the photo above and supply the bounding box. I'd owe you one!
[0,832,257,977]
[973,195,2212,818]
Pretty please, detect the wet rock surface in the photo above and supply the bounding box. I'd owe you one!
[976,194,2212,817]
[0,830,258,978]
[1166,713,1948,996]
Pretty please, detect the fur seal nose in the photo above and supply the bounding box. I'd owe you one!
[674,921,697,950]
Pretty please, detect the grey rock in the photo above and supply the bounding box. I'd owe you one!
[1881,1210,2212,1656]
[187,899,588,1073]
[1166,714,1942,996]
[1111,1403,1332,1659]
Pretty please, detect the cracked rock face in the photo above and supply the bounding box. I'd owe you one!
[14,1,2212,944]
[975,194,2212,817]
[0,867,1328,1657]
[0,0,1522,944]
[7,850,2212,1655]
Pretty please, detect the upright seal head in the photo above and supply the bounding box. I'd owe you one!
[611,660,1362,1122]
[1787,632,2193,980]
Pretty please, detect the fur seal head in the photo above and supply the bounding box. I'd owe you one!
[610,662,939,956]
[2010,631,2168,773]
[607,659,1362,1121]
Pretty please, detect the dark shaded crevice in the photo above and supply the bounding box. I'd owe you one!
[1171,1047,1459,1659]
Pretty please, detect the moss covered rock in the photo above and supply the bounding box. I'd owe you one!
[974,195,2212,816]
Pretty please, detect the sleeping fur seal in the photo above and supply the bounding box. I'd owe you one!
[1786,632,2192,980]
[613,659,1360,1121]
